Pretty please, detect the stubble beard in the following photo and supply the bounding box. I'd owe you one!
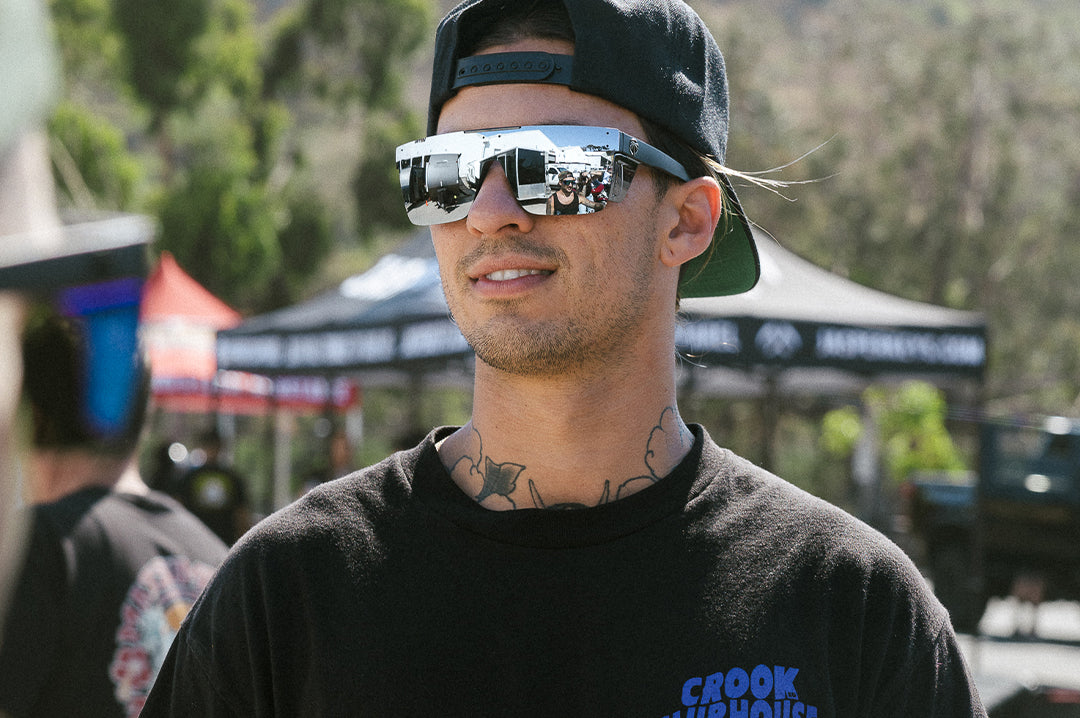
[446,229,659,379]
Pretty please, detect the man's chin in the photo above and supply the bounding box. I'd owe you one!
[467,326,584,378]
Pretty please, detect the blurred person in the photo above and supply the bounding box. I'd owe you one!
[145,1,986,715]
[175,428,252,545]
[145,439,185,497]
[0,11,171,718]
[0,313,227,717]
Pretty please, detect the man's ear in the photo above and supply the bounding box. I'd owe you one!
[659,176,722,269]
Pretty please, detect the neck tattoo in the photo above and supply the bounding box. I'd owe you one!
[446,407,693,510]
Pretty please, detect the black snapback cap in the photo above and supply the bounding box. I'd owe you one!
[428,0,759,298]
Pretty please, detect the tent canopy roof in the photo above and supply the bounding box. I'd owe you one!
[141,251,241,328]
[682,236,982,329]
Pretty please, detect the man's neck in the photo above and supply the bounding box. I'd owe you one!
[27,451,147,505]
[437,360,693,511]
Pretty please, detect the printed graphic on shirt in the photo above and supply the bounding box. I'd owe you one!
[662,664,819,718]
[109,555,217,716]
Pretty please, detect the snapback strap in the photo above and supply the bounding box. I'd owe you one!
[452,52,573,90]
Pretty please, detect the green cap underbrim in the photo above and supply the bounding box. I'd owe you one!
[678,174,760,298]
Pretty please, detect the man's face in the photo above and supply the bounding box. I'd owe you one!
[432,39,677,379]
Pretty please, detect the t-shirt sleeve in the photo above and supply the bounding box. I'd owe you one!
[141,623,243,718]
[0,516,66,715]
[805,506,988,717]
[852,554,987,718]
[877,621,987,717]
[142,529,278,717]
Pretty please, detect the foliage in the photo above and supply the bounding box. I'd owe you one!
[351,113,424,241]
[268,192,335,307]
[820,405,861,458]
[701,0,1080,414]
[110,0,211,127]
[189,0,263,109]
[46,0,433,313]
[156,155,281,311]
[47,101,142,210]
[261,0,432,242]
[49,0,124,87]
[820,381,967,485]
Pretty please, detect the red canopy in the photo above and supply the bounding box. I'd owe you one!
[141,251,242,327]
[140,252,241,394]
[140,252,357,414]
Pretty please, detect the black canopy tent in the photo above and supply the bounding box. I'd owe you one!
[677,234,986,395]
[676,235,986,475]
[216,232,472,384]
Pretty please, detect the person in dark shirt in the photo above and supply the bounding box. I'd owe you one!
[546,170,604,215]
[175,428,253,545]
[143,2,986,714]
[0,313,228,718]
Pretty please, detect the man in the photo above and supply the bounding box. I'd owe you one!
[546,169,603,215]
[0,314,228,717]
[144,1,987,715]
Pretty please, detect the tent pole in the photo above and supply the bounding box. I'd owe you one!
[408,371,424,435]
[759,372,779,472]
[852,399,882,526]
[272,386,294,510]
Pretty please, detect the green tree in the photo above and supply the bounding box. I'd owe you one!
[260,0,433,243]
[110,0,211,131]
[46,0,348,312]
[822,382,967,485]
[153,91,281,311]
[48,100,142,211]
[702,0,1080,416]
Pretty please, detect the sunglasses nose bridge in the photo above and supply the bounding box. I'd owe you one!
[476,153,506,186]
[465,160,536,236]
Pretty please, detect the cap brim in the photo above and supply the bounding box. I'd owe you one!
[677,174,759,299]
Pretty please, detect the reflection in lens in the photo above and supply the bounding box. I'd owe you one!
[397,126,687,226]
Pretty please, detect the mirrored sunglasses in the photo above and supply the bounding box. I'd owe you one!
[395,125,690,226]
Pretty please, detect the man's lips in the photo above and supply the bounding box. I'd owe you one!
[460,243,562,288]
[468,264,556,296]
[481,268,553,281]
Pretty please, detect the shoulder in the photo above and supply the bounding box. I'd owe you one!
[693,428,950,628]
[691,432,967,697]
[231,433,436,560]
[695,432,894,550]
[173,435,440,641]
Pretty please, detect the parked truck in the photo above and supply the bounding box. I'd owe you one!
[905,416,1080,633]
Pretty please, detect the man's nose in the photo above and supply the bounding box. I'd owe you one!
[465,160,536,236]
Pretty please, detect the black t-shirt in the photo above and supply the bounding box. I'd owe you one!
[551,190,580,215]
[144,426,986,717]
[0,487,228,717]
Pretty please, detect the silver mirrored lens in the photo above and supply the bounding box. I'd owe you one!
[395,126,687,226]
